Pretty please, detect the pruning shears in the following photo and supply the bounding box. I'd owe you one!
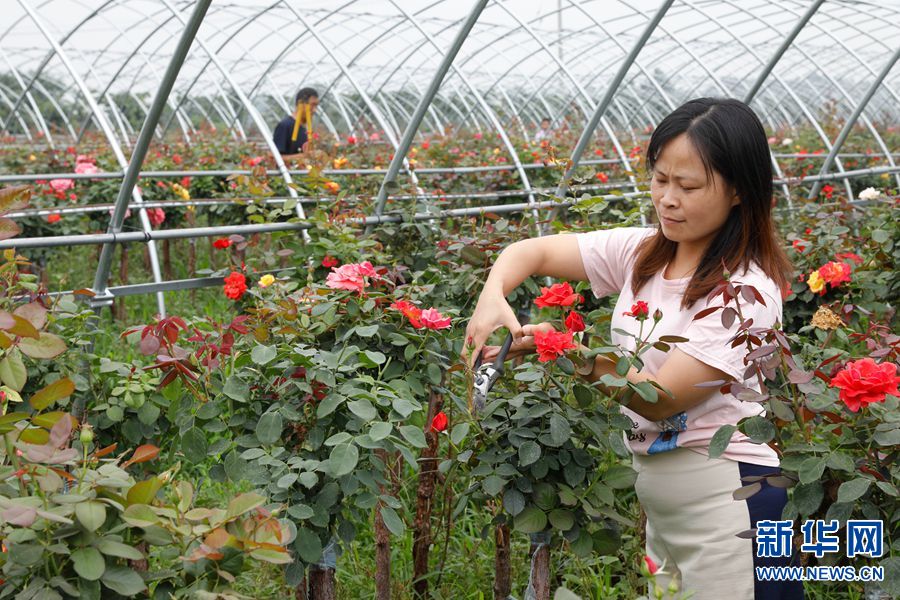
[472,332,514,411]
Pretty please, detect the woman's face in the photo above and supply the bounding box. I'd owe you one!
[650,133,739,252]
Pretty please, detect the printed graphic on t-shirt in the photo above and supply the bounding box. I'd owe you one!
[647,411,688,454]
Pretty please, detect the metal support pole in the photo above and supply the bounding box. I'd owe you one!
[371,0,487,222]
[91,0,212,315]
[808,43,900,199]
[743,0,824,104]
[554,0,674,199]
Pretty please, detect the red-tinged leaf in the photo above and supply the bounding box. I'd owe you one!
[733,482,762,501]
[93,443,118,458]
[748,334,761,345]
[159,370,178,388]
[140,334,160,356]
[788,370,814,384]
[174,362,199,381]
[0,217,23,241]
[721,307,737,329]
[741,319,755,330]
[813,370,831,383]
[731,335,748,348]
[29,377,75,411]
[18,332,67,358]
[694,379,727,388]
[72,288,95,296]
[740,285,757,305]
[819,354,843,367]
[822,411,845,424]
[13,302,48,330]
[124,444,160,468]
[752,287,767,306]
[204,528,234,550]
[870,348,891,358]
[746,345,777,361]
[50,467,76,481]
[743,364,757,380]
[693,307,720,321]
[0,185,31,212]
[7,315,40,339]
[126,477,164,505]
[0,311,15,329]
[0,331,12,349]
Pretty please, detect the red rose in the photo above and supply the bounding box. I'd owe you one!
[565,311,585,332]
[390,300,423,329]
[830,358,900,412]
[595,172,608,183]
[821,184,834,199]
[835,252,863,266]
[213,238,232,249]
[623,301,650,320]
[534,329,577,363]
[223,272,247,300]
[643,556,659,575]
[431,411,448,432]
[818,261,851,288]
[346,135,356,145]
[46,214,62,224]
[534,282,583,308]
[322,255,339,268]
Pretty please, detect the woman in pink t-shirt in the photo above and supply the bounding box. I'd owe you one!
[464,98,802,600]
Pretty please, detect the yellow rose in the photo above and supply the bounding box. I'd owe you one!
[807,270,825,294]
[258,274,276,288]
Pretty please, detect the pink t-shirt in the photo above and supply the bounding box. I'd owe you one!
[576,227,781,467]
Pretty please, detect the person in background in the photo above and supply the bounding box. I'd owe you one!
[533,117,553,142]
[273,87,319,160]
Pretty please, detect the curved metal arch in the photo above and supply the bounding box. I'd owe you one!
[71,3,193,143]
[385,0,538,223]
[157,0,309,231]
[719,0,898,199]
[0,83,36,141]
[167,1,358,140]
[15,0,166,314]
[676,0,851,197]
[192,2,342,140]
[0,46,54,145]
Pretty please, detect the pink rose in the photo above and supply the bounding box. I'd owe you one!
[420,308,451,330]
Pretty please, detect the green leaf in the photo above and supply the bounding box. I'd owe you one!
[798,456,828,485]
[181,427,208,463]
[295,528,323,563]
[96,539,144,560]
[122,504,158,527]
[836,478,871,504]
[354,325,379,338]
[513,506,547,534]
[399,425,427,449]
[604,465,637,490]
[328,443,359,477]
[127,478,163,506]
[72,547,105,581]
[482,475,506,496]
[348,399,377,421]
[380,505,405,536]
[100,566,146,595]
[503,488,525,516]
[250,344,277,365]
[708,424,737,459]
[518,441,541,467]
[18,332,67,359]
[223,376,250,402]
[360,350,386,367]
[548,414,571,447]
[29,378,75,411]
[793,482,824,516]
[549,509,575,531]
[0,350,27,391]
[369,422,392,441]
[450,423,469,445]
[75,501,107,532]
[256,412,283,445]
[226,492,266,519]
[743,416,776,444]
[871,229,889,244]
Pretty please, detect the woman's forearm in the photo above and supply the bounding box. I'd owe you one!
[481,239,545,297]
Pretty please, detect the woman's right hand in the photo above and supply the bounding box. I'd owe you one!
[462,291,523,367]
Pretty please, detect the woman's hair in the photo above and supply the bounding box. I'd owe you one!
[631,97,793,308]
